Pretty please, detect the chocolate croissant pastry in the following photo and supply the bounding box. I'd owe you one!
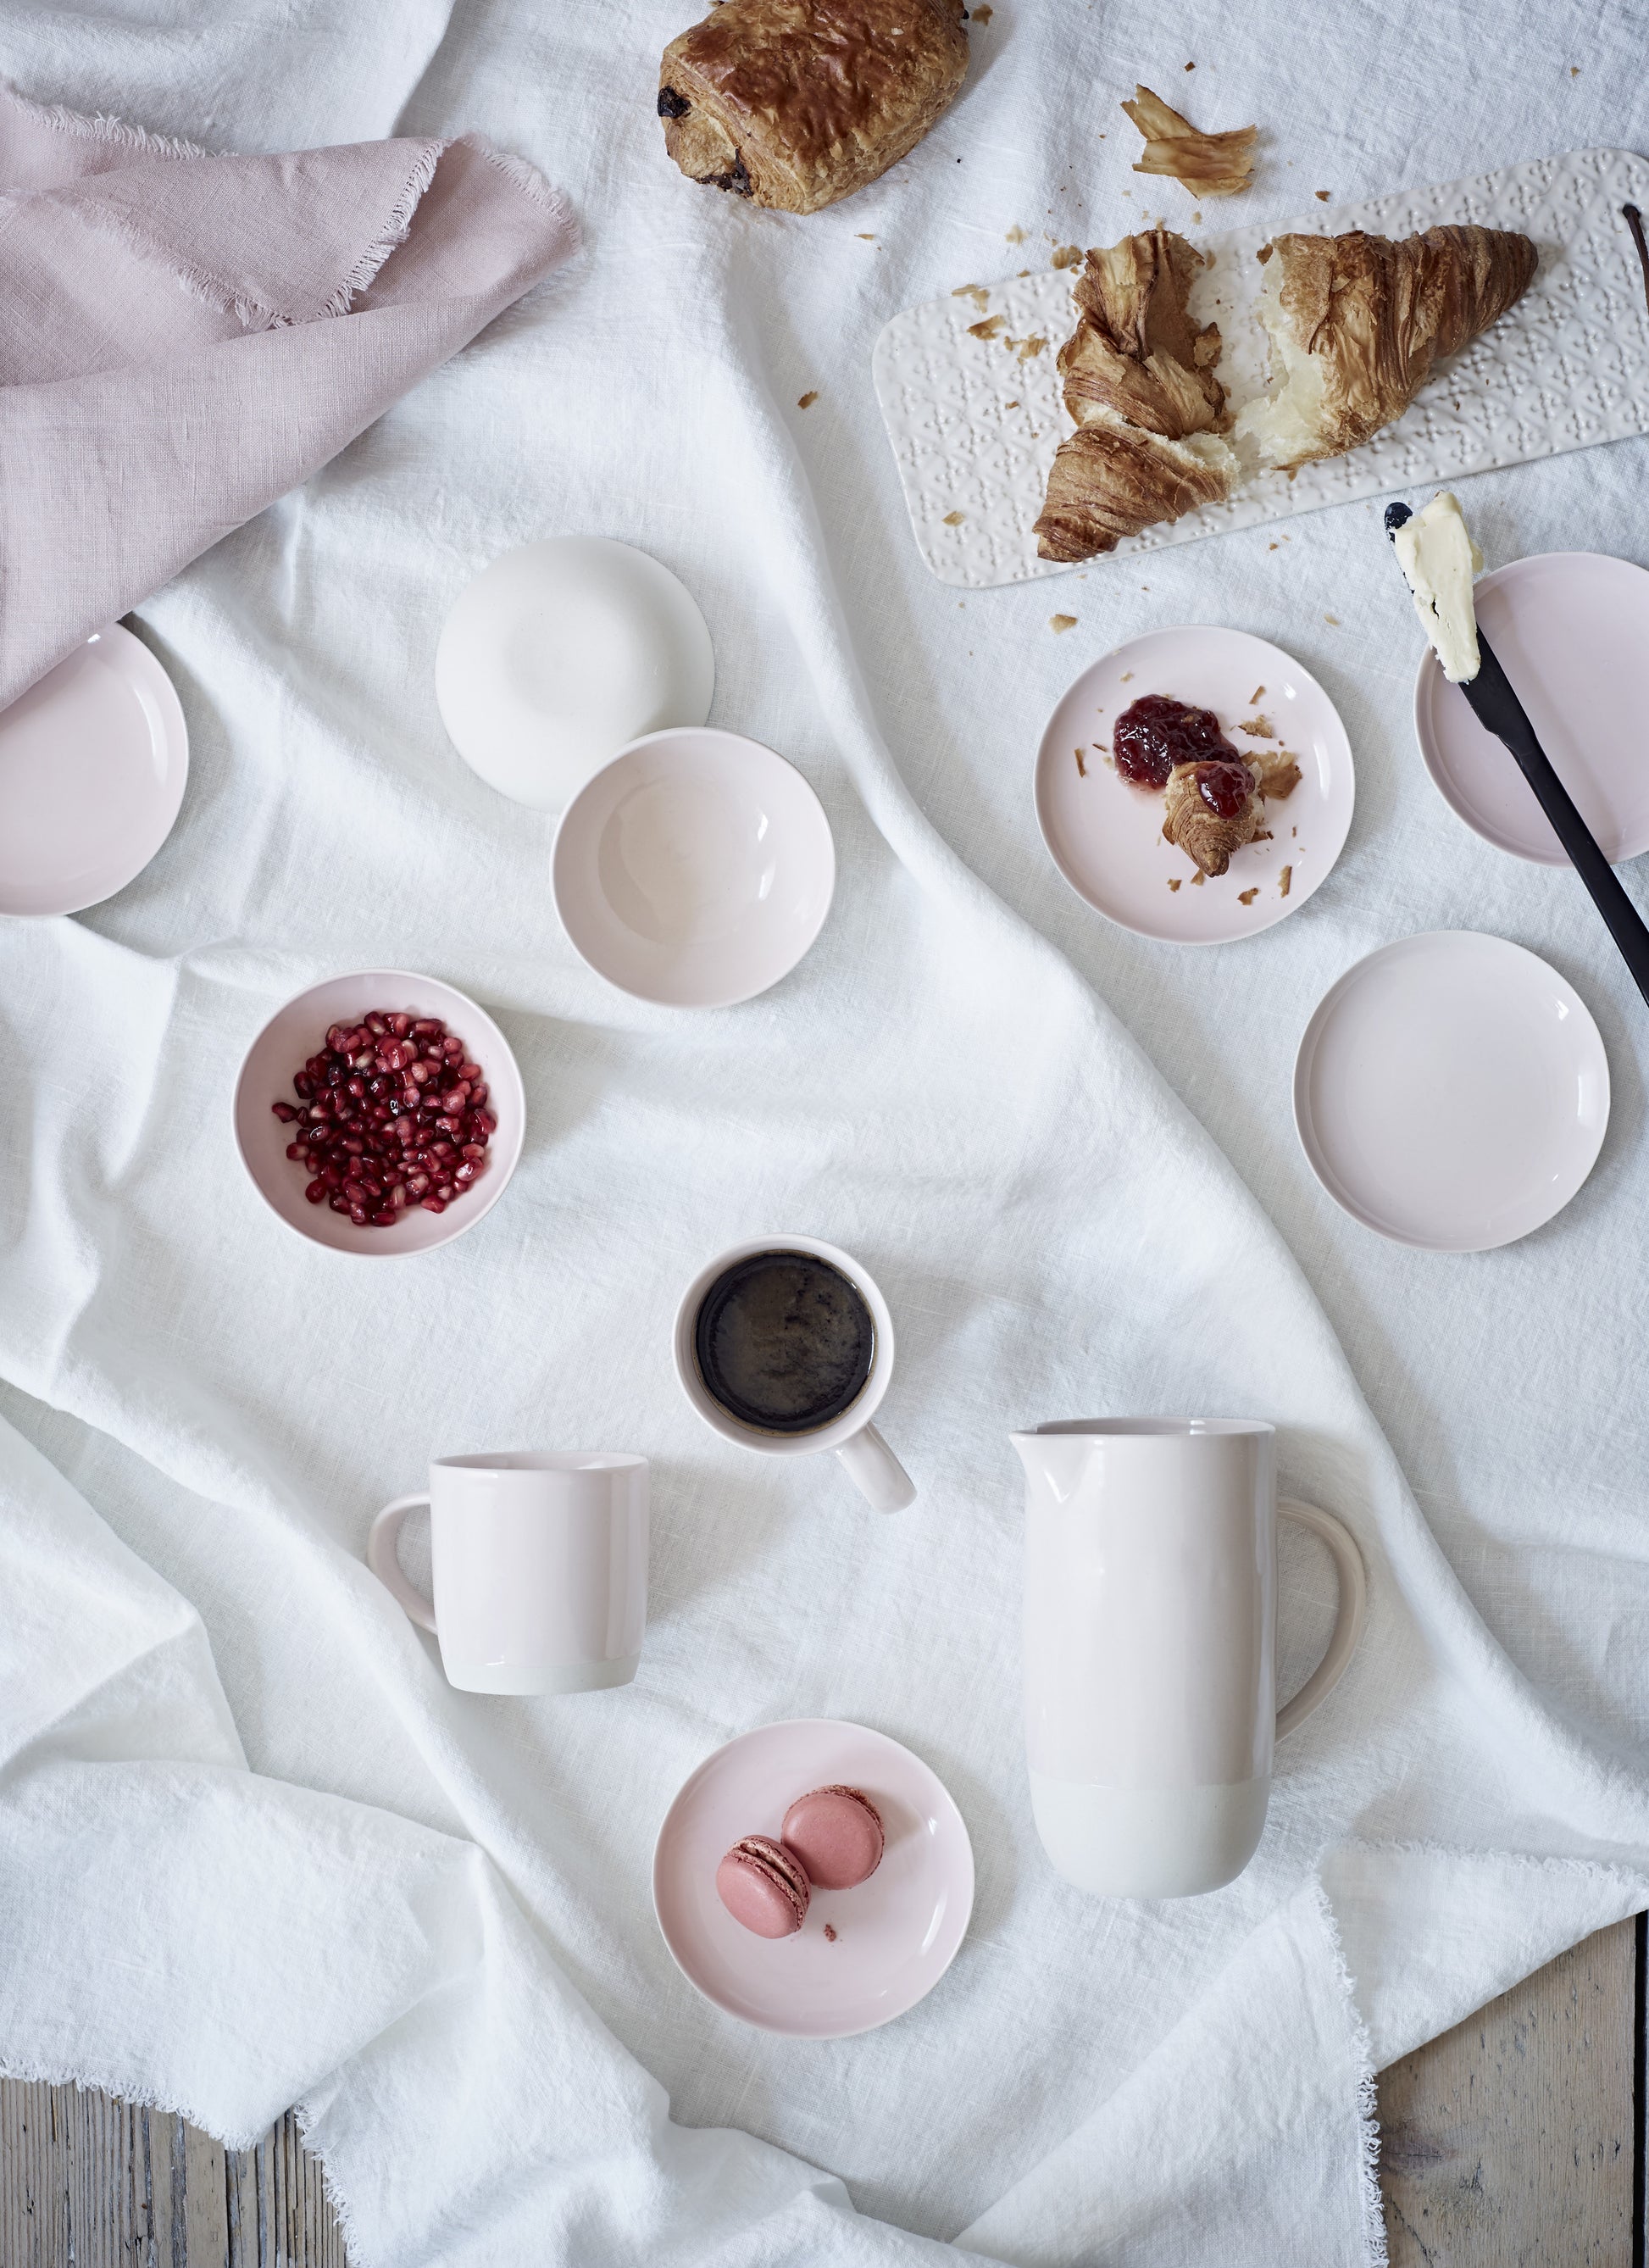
[1237,224,1539,470]
[1162,759,1261,877]
[658,0,969,215]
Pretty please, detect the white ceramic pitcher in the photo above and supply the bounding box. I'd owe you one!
[1012,1419,1366,1898]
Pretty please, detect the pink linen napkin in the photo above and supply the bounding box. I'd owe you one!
[0,81,578,707]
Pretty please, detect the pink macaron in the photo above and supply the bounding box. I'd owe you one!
[715,1834,811,1938]
[780,1784,884,1891]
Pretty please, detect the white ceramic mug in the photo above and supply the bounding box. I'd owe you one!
[673,1236,916,1512]
[1011,1419,1366,1898]
[368,1452,648,1694]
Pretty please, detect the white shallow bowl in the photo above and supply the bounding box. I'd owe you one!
[653,1719,974,2038]
[552,726,836,1008]
[1294,931,1609,1252]
[0,625,188,917]
[436,536,714,812]
[1414,552,1649,865]
[1035,625,1354,944]
[233,970,525,1258]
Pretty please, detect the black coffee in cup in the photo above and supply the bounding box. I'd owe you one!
[694,1250,875,1434]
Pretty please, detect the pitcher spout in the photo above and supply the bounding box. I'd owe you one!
[1010,1426,1099,1506]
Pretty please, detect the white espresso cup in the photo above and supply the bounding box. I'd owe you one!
[673,1236,916,1512]
[1012,1419,1366,1898]
[368,1452,648,1694]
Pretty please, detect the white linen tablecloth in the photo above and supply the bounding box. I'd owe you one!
[3,3,1648,2263]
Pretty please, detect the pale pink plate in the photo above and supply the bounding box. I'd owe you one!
[1414,553,1649,865]
[1035,626,1354,944]
[1294,931,1608,1252]
[232,970,525,1259]
[653,1718,974,2037]
[0,625,188,917]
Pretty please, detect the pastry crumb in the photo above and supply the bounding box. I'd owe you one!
[1005,224,1025,243]
[952,283,991,310]
[1237,887,1258,905]
[857,231,876,240]
[1324,613,1340,625]
[1248,684,1265,703]
[1279,864,1292,898]
[1052,243,1082,269]
[1074,746,1086,776]
[967,314,1006,340]
[971,2,992,19]
[797,391,819,409]
[1121,670,1133,681]
[1254,749,1302,800]
[1014,333,1048,361]
[1314,190,1330,202]
[1239,714,1274,738]
[1050,613,1078,633]
[1167,876,1182,891]
[1122,83,1256,197]
[942,509,966,525]
[1189,870,1205,886]
[1269,542,1280,551]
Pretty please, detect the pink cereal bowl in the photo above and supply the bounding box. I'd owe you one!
[232,969,525,1259]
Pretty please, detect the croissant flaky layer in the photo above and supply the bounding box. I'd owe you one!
[1238,223,1541,470]
[1161,762,1262,877]
[658,0,968,214]
[1035,218,1538,561]
[1035,420,1238,562]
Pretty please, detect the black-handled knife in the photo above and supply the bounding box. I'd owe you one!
[1385,501,1649,1014]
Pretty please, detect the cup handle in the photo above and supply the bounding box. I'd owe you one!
[367,1494,438,1634]
[1275,1498,1367,1740]
[835,1421,917,1513]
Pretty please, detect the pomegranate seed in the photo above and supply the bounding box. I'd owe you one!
[271,1099,297,1123]
[389,1013,412,1037]
[286,1142,304,1162]
[305,1178,327,1203]
[461,1142,486,1161]
[370,1207,396,1226]
[469,1082,488,1106]
[453,1161,477,1185]
[421,1196,447,1214]
[407,1172,430,1196]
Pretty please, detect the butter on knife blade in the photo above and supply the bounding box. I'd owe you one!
[1391,491,1483,683]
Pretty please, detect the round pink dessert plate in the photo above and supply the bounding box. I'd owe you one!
[1414,553,1649,865]
[653,1718,974,2038]
[1035,625,1353,945]
[1294,931,1609,1252]
[0,625,188,917]
[233,969,525,1259]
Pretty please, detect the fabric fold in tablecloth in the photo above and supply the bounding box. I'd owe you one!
[0,81,577,707]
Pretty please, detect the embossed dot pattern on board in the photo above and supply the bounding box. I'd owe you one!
[871,149,1649,589]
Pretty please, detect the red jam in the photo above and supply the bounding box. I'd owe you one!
[1113,694,1240,790]
[1190,759,1254,819]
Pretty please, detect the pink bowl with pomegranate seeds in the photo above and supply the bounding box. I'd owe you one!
[233,970,525,1258]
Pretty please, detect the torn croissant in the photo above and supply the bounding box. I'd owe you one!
[1122,85,1256,199]
[1238,225,1540,470]
[1034,228,1238,559]
[1163,760,1262,877]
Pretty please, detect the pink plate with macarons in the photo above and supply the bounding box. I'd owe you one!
[653,1718,974,2037]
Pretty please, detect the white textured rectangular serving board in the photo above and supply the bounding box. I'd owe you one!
[872,147,1649,588]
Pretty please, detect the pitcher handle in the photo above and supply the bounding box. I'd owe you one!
[1275,1498,1367,1740]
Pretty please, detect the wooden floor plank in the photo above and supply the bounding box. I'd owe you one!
[1377,1916,1635,2266]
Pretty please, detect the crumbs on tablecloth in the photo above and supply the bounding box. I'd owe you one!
[858,232,876,240]
[971,1,992,18]
[1052,244,1082,269]
[797,391,819,409]
[1051,614,1078,632]
[1074,746,1087,777]
[1279,864,1292,898]
[1005,224,1025,243]
[824,1922,838,1942]
[1324,613,1340,625]
[942,510,966,525]
[1238,887,1258,905]
[1315,190,1330,202]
